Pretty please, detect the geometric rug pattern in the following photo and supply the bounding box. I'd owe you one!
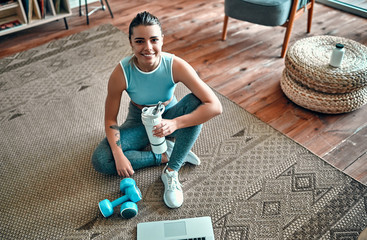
[0,24,366,240]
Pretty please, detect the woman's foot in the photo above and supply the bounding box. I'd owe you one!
[161,166,183,208]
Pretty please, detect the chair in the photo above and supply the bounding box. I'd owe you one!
[222,0,315,58]
[79,0,114,25]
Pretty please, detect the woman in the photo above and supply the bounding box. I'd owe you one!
[92,11,222,208]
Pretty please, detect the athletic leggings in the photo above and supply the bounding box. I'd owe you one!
[91,93,203,174]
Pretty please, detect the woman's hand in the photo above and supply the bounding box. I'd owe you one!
[115,155,135,177]
[153,119,177,138]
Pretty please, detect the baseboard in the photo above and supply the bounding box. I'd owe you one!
[317,0,367,18]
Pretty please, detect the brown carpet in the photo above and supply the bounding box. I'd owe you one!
[0,24,366,240]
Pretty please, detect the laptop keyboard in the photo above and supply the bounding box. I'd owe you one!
[137,216,214,240]
[179,238,206,240]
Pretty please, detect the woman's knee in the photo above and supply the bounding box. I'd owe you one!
[186,93,202,105]
[91,139,117,175]
[181,93,202,113]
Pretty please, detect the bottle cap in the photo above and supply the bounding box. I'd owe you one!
[336,43,344,49]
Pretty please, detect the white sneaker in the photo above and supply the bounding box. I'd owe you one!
[161,166,183,208]
[166,140,201,165]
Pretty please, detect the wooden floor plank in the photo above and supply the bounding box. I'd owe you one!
[344,153,367,183]
[323,126,367,169]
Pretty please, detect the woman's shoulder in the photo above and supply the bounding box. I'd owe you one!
[171,54,189,69]
[164,53,188,68]
[161,52,174,57]
[161,52,175,60]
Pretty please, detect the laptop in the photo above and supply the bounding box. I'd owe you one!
[137,216,215,240]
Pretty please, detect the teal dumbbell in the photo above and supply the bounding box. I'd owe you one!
[98,178,142,218]
[120,201,139,219]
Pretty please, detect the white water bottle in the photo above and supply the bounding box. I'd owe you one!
[329,43,345,68]
[141,102,167,154]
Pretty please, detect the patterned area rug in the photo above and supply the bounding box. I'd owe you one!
[1,24,366,240]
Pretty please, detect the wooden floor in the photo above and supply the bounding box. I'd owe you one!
[1,0,366,184]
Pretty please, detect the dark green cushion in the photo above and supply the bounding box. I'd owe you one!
[225,0,305,26]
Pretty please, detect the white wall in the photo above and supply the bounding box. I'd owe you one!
[69,0,98,9]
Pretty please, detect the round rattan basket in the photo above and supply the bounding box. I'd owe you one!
[285,35,367,94]
[280,69,367,114]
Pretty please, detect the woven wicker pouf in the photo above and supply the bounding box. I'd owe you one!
[281,35,367,114]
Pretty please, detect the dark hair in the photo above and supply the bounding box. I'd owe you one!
[128,11,162,40]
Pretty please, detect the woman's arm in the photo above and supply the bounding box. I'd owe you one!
[105,64,134,177]
[153,56,222,137]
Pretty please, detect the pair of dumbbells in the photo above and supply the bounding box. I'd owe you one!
[98,178,142,219]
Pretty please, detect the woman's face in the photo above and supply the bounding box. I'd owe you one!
[130,24,163,72]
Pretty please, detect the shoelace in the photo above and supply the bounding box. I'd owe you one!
[166,171,182,191]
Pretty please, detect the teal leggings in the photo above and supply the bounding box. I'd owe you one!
[92,94,203,175]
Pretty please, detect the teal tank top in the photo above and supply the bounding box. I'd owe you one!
[120,52,176,106]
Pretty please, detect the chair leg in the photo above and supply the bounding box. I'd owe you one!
[222,15,229,40]
[99,0,105,10]
[63,17,69,29]
[104,0,114,18]
[79,0,82,16]
[281,0,299,58]
[307,0,315,33]
[282,26,293,58]
[85,0,89,25]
